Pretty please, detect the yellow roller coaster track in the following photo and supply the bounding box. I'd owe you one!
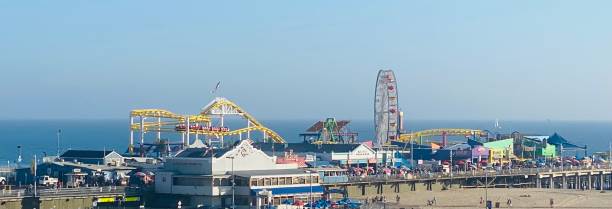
[130,109,211,123]
[199,98,285,143]
[130,98,286,144]
[398,128,485,142]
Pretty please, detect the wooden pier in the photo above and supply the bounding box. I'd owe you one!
[322,166,612,197]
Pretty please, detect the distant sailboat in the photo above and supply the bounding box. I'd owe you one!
[494,119,502,130]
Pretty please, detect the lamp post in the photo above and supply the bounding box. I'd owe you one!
[305,170,313,209]
[608,141,611,169]
[560,144,564,172]
[33,154,37,197]
[57,129,61,157]
[17,146,22,165]
[226,156,235,209]
[410,141,414,169]
[484,167,488,209]
[450,149,453,188]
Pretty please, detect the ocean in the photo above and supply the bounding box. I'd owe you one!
[0,119,611,164]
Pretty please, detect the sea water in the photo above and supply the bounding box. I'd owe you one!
[0,119,610,165]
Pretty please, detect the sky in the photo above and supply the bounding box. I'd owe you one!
[1,1,611,121]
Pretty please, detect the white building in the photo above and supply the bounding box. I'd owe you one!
[155,140,322,209]
[255,143,399,166]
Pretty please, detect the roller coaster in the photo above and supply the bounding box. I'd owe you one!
[129,97,285,156]
[398,128,487,143]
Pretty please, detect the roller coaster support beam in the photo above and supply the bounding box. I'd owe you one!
[140,116,145,145]
[129,116,134,151]
[185,117,190,146]
[157,117,161,140]
[247,121,251,139]
[221,115,225,147]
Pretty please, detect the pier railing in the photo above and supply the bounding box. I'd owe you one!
[0,186,127,198]
[344,165,612,183]
[36,186,126,196]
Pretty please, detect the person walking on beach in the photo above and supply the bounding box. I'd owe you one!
[550,198,554,208]
[480,196,483,204]
[507,198,512,207]
[396,195,400,204]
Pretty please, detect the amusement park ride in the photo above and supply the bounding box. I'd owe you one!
[128,71,488,157]
[299,118,358,144]
[374,70,401,147]
[128,97,285,157]
[374,69,486,147]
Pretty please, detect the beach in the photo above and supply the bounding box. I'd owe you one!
[361,188,612,209]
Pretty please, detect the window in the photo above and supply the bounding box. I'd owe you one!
[271,178,278,185]
[221,178,230,186]
[299,177,306,184]
[173,177,210,186]
[258,178,264,186]
[250,179,258,186]
[235,178,245,186]
[264,178,271,186]
[278,177,286,185]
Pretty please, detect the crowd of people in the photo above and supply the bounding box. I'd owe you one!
[339,155,610,182]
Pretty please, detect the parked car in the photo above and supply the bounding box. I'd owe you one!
[38,175,58,186]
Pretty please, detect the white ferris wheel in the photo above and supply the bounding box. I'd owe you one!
[374,70,400,147]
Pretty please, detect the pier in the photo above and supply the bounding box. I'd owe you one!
[0,186,138,209]
[323,166,612,197]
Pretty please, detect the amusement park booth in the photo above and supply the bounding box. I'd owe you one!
[483,138,515,163]
[471,146,490,163]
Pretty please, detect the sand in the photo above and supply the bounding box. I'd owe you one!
[359,188,612,209]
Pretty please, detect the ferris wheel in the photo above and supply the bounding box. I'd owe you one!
[374,70,400,147]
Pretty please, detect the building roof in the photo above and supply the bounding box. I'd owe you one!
[483,138,514,149]
[254,143,362,154]
[60,150,116,159]
[306,167,346,172]
[443,143,472,150]
[390,141,433,149]
[467,138,484,146]
[523,136,550,142]
[306,120,351,132]
[175,147,231,158]
[232,169,312,178]
[547,133,586,149]
[49,161,135,171]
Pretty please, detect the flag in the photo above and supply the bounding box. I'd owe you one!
[210,81,221,94]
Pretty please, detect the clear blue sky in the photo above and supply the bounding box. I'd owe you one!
[1,1,611,120]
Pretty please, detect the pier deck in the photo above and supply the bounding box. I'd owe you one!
[322,166,612,197]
